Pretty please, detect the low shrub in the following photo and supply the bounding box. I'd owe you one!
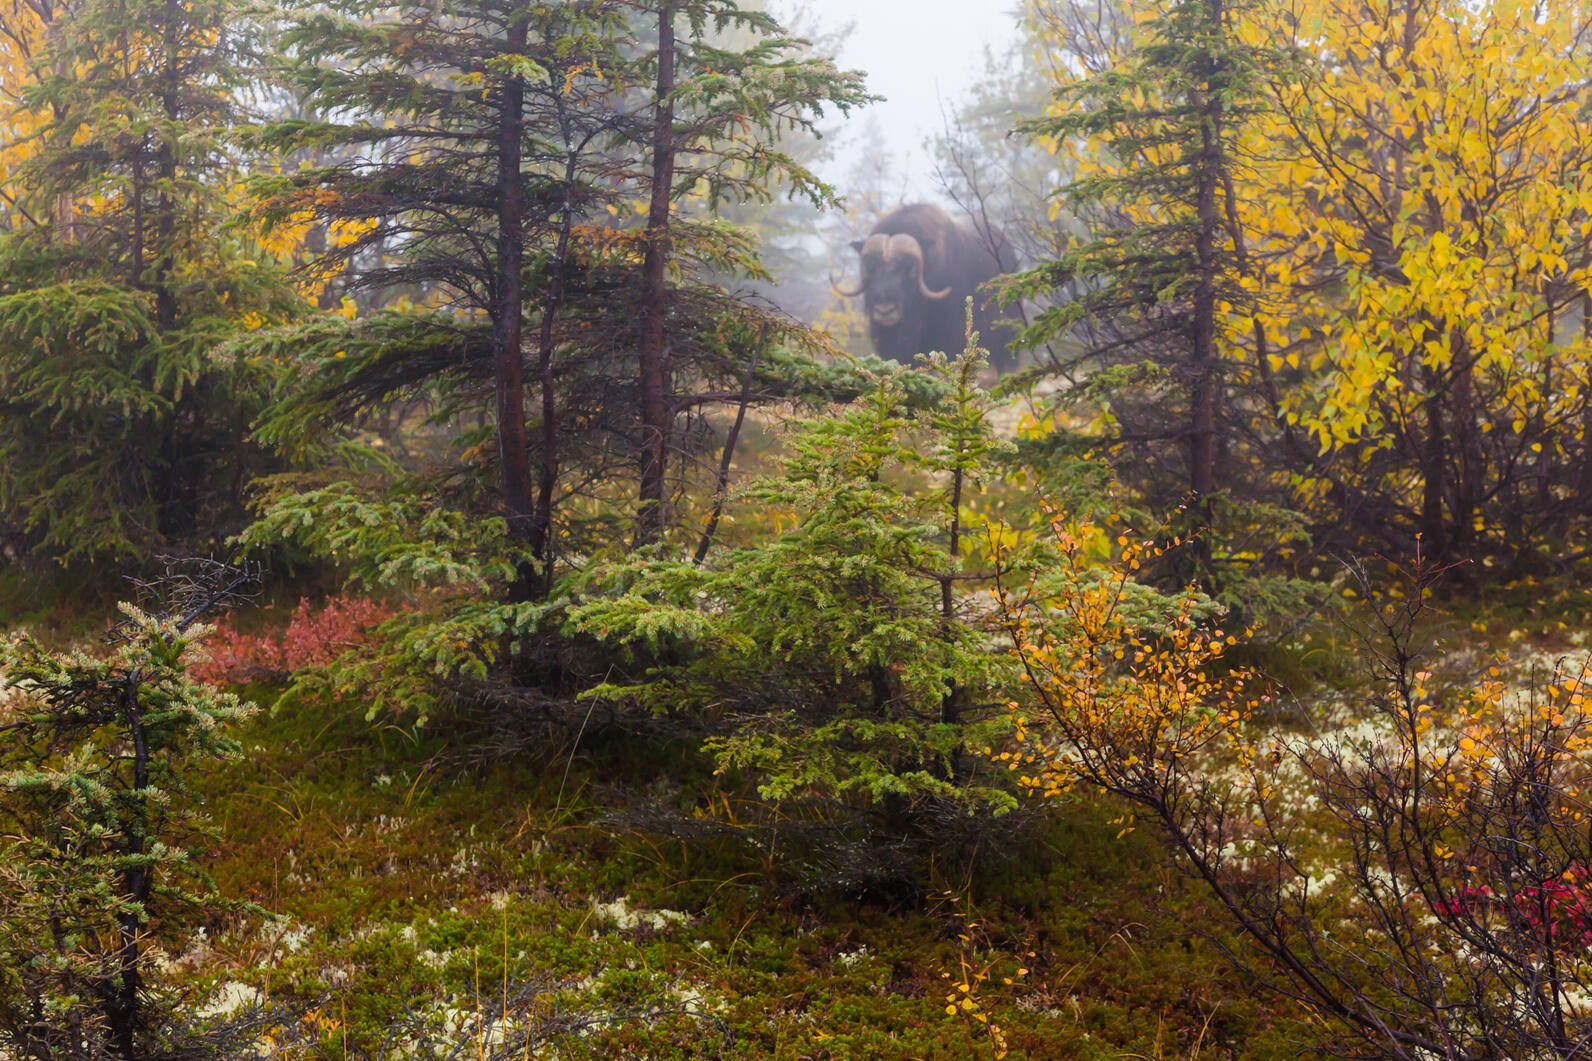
[192,593,398,686]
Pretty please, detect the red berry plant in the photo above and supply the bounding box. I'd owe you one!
[1435,867,1592,951]
[191,594,398,686]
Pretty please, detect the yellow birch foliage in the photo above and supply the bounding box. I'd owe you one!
[1240,0,1592,428]
[243,199,378,305]
[998,532,1592,1054]
[992,512,1257,805]
[1027,0,1592,553]
[1232,0,1592,521]
[0,0,50,216]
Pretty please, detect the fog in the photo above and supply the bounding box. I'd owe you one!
[777,0,1025,195]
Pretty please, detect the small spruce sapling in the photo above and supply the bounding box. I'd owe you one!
[0,560,260,1060]
[570,326,1019,875]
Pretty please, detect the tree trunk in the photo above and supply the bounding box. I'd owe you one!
[693,324,767,565]
[1420,365,1450,561]
[1189,0,1223,516]
[636,1,676,546]
[109,672,147,1060]
[528,127,580,597]
[127,23,144,299]
[130,153,145,294]
[940,456,965,726]
[1535,297,1555,531]
[1450,332,1480,553]
[1581,294,1592,515]
[150,0,185,540]
[496,16,536,599]
[51,53,73,242]
[153,0,179,332]
[1185,0,1225,578]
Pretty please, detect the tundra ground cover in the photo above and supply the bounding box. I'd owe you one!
[999,533,1592,1059]
[7,524,1585,1058]
[170,668,1314,1059]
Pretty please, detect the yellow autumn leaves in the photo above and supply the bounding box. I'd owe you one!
[0,0,49,216]
[992,516,1258,802]
[1244,0,1592,451]
[995,511,1592,896]
[1032,0,1592,521]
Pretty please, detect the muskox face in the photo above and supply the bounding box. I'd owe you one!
[835,233,951,334]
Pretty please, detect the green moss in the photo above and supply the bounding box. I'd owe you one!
[173,683,1327,1058]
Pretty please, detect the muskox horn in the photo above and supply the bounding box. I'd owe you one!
[886,233,951,300]
[832,233,886,298]
[831,273,867,298]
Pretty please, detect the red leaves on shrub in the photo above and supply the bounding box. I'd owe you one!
[1434,867,1592,950]
[191,594,397,686]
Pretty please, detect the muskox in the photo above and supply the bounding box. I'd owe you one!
[833,203,1014,372]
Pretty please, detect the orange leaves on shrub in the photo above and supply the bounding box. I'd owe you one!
[992,514,1261,806]
[191,594,397,686]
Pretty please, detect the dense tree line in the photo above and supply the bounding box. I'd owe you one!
[0,0,870,576]
[924,0,1592,599]
[8,0,1592,596]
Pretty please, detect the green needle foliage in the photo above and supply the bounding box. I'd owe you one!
[569,334,1020,884]
[233,483,559,721]
[0,0,305,567]
[1001,0,1309,610]
[1004,0,1268,464]
[233,333,1025,886]
[242,0,869,590]
[0,267,298,566]
[0,561,260,1060]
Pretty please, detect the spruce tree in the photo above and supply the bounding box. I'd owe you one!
[249,0,869,588]
[252,0,620,598]
[0,561,260,1059]
[626,0,871,543]
[1005,0,1275,575]
[569,336,1018,883]
[0,0,304,565]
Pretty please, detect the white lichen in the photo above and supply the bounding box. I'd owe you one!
[196,981,262,1019]
[590,895,690,932]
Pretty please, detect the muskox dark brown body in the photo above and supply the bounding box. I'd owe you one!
[835,203,1015,372]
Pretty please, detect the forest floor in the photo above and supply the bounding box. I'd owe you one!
[181,683,1315,1061]
[11,547,1591,1059]
[164,572,1592,1061]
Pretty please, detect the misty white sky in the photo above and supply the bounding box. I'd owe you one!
[775,0,1025,197]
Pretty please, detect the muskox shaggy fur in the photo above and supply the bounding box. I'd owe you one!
[834,203,1015,372]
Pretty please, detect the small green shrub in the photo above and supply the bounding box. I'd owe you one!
[0,560,260,1059]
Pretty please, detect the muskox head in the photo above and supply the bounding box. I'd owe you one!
[832,232,951,330]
